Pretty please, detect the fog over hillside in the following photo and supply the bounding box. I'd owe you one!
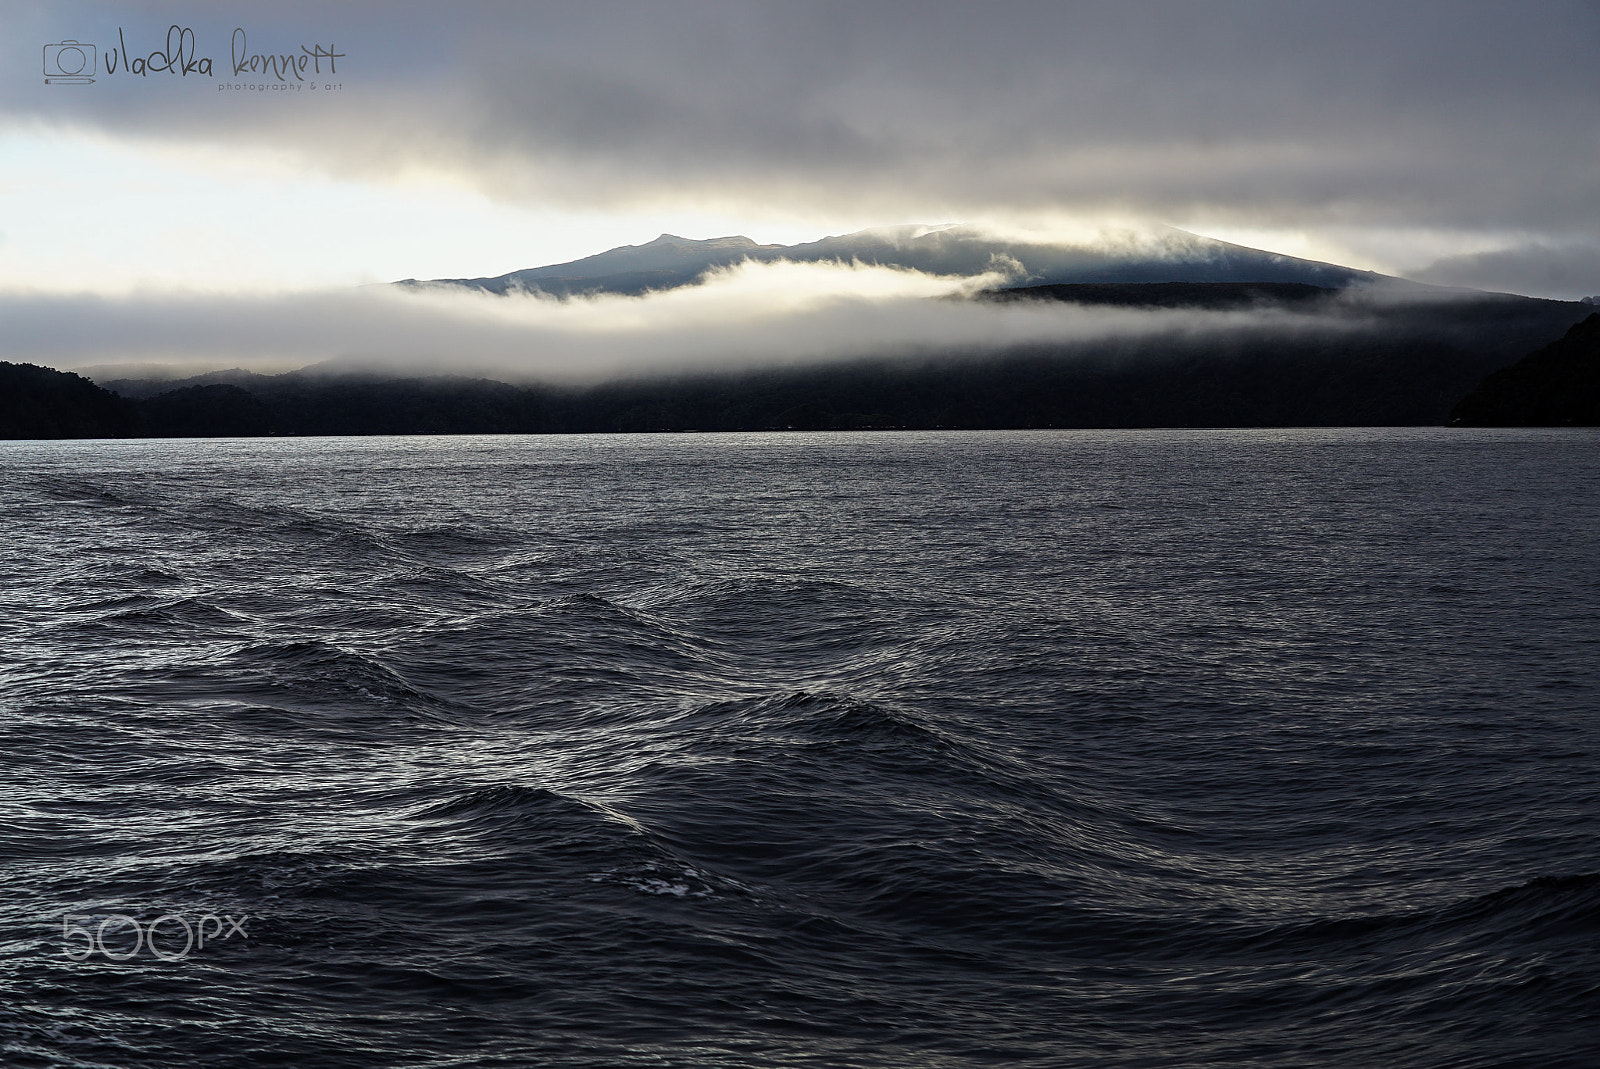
[31,272,1585,437]
[11,226,1465,384]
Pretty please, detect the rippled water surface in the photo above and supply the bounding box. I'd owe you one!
[2,429,1598,1068]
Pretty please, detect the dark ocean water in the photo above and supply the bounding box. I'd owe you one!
[2,428,1598,1068]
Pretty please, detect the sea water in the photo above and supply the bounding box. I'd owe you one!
[2,428,1597,1068]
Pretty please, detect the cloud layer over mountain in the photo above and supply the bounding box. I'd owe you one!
[3,259,1401,381]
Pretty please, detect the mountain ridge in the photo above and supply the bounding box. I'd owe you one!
[395,224,1387,298]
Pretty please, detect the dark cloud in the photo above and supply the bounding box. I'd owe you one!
[1411,242,1600,301]
[5,0,1598,239]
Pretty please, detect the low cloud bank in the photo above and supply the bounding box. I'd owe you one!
[3,258,1442,383]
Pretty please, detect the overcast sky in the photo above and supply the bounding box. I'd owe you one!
[2,0,1597,371]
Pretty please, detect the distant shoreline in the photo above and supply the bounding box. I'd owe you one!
[7,299,1595,440]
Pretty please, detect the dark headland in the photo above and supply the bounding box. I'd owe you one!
[0,362,142,440]
[1451,313,1600,426]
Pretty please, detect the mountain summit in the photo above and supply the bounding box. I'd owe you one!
[398,232,788,297]
[396,224,1384,298]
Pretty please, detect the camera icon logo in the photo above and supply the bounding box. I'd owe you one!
[44,40,96,84]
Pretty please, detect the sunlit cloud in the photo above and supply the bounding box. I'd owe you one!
[2,258,1402,382]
